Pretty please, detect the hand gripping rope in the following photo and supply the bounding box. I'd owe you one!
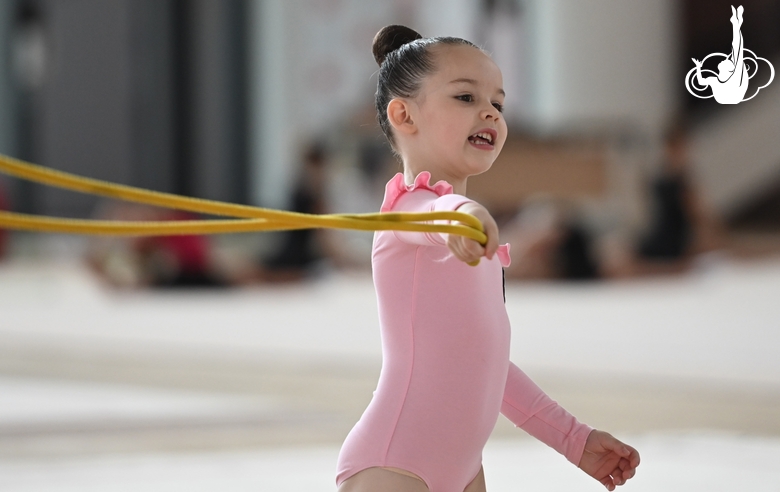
[0,154,487,262]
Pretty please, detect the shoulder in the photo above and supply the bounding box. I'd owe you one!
[380,171,454,212]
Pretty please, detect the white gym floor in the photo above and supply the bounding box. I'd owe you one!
[1,253,779,491]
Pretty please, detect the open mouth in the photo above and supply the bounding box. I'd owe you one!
[467,130,496,148]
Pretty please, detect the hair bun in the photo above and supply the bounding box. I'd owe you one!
[372,25,423,66]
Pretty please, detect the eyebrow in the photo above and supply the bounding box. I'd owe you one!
[449,78,506,97]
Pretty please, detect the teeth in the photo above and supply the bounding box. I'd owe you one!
[471,132,493,144]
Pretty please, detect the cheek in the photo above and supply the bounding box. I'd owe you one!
[498,121,508,145]
[442,123,467,143]
[427,115,465,144]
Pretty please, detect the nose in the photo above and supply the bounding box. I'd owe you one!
[481,103,500,121]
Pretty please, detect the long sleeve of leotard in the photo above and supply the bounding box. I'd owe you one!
[501,362,593,465]
[390,187,474,246]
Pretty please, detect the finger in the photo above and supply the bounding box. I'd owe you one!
[452,238,481,265]
[453,243,472,264]
[447,237,468,263]
[483,221,499,260]
[617,453,639,480]
[618,445,631,458]
[594,433,621,454]
[600,475,615,491]
[603,436,632,459]
[485,232,498,260]
[464,238,486,261]
[611,468,625,486]
[620,463,636,482]
[626,446,640,467]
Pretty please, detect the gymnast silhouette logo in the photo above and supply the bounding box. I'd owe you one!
[685,5,774,104]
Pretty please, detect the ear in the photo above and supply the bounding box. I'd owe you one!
[386,98,417,136]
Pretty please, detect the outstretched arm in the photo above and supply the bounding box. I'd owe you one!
[390,188,474,246]
[389,189,499,263]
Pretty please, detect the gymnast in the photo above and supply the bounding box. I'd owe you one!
[692,5,748,104]
[335,25,640,492]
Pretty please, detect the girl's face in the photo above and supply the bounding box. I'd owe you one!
[406,44,507,180]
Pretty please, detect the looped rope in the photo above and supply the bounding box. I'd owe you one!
[0,154,486,244]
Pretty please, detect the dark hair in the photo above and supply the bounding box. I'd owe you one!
[372,25,478,149]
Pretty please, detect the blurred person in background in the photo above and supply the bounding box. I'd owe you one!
[504,122,725,282]
[603,122,726,278]
[132,210,228,288]
[87,204,231,288]
[500,196,562,280]
[502,197,600,281]
[557,217,601,280]
[637,127,695,262]
[255,141,353,282]
[87,142,359,288]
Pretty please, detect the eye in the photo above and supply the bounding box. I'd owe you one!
[455,94,474,103]
[492,102,504,113]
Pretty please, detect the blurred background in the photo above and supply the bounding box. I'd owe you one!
[0,0,779,490]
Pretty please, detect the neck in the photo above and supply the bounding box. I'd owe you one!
[403,163,468,195]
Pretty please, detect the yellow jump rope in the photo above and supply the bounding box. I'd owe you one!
[0,153,487,249]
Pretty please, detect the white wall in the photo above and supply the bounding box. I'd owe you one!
[248,0,291,208]
[247,0,481,208]
[248,0,397,208]
[525,0,679,137]
[418,0,477,40]
[248,0,682,207]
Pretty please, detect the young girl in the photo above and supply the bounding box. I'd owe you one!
[336,25,640,492]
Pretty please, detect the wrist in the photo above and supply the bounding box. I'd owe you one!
[578,429,598,468]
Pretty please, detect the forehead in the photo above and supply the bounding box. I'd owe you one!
[428,44,503,88]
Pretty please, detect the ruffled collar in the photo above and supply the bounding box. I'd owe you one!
[381,171,452,213]
[381,171,511,267]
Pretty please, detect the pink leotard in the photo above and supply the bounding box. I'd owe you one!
[336,172,592,491]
